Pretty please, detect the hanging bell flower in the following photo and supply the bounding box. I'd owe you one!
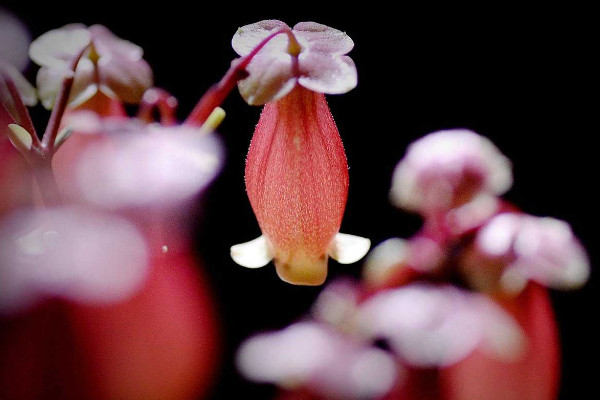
[229,20,369,285]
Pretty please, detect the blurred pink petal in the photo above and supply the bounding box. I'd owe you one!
[390,129,512,215]
[356,283,524,367]
[237,321,398,400]
[0,206,149,313]
[73,126,222,209]
[462,212,590,293]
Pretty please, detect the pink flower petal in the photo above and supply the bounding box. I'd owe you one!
[356,284,524,368]
[237,46,296,105]
[75,126,222,209]
[293,22,354,55]
[232,20,290,56]
[0,207,149,313]
[298,53,357,94]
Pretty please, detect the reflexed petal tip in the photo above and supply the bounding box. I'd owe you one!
[328,233,371,264]
[0,207,149,314]
[230,235,273,268]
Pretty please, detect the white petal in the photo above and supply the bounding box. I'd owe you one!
[231,235,273,268]
[29,24,90,68]
[232,20,290,56]
[328,233,371,264]
[298,53,357,94]
[293,22,354,55]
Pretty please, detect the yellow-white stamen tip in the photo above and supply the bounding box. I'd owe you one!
[200,107,226,133]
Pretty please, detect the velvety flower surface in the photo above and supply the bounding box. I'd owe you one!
[29,24,153,109]
[232,20,357,105]
[231,86,370,285]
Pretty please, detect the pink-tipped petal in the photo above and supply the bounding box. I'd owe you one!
[293,22,354,55]
[298,53,357,94]
[237,49,297,105]
[232,20,290,56]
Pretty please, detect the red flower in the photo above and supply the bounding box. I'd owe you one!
[229,21,369,285]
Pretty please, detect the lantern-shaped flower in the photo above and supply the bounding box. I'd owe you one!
[229,20,369,285]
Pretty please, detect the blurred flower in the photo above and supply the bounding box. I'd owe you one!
[355,283,525,368]
[237,321,398,400]
[460,212,590,294]
[390,129,512,218]
[29,23,152,110]
[230,21,368,285]
[0,206,149,314]
[232,20,357,105]
[0,7,31,71]
[57,121,222,210]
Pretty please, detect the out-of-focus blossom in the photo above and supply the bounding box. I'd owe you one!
[0,7,31,71]
[390,129,512,217]
[237,321,398,400]
[0,206,149,314]
[230,21,368,285]
[29,24,153,109]
[355,283,524,368]
[63,123,222,209]
[230,86,370,285]
[232,20,356,105]
[362,236,446,288]
[460,212,590,294]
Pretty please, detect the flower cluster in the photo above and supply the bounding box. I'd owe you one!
[1,20,222,400]
[0,10,591,400]
[236,129,589,400]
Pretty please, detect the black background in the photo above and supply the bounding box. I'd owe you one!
[2,2,596,399]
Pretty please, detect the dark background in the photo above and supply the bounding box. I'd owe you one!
[2,2,596,399]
